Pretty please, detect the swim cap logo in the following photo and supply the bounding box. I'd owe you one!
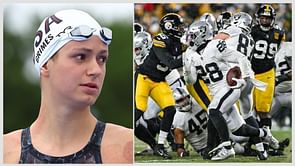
[34,15,62,64]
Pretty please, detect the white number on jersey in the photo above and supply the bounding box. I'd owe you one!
[253,40,278,59]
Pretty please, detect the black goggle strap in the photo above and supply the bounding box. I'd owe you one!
[100,27,112,45]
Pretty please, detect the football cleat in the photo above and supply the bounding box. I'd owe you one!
[257,150,268,160]
[135,147,154,156]
[263,126,280,150]
[153,144,172,159]
[211,146,235,161]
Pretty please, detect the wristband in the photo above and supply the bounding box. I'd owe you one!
[175,143,184,149]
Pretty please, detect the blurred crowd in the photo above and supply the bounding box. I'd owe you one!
[135,3,292,41]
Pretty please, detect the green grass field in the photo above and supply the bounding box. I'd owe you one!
[135,129,292,163]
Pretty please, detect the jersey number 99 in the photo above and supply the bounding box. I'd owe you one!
[253,40,278,60]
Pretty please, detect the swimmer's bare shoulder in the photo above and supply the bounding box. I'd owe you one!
[101,123,133,163]
[4,129,22,163]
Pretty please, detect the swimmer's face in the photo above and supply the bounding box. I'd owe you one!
[44,36,108,107]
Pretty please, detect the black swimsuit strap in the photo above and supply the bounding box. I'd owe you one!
[19,121,106,163]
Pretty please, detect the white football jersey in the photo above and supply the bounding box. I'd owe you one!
[172,99,208,152]
[166,69,181,86]
[201,39,245,94]
[183,47,203,85]
[274,41,292,93]
[219,25,242,37]
[224,26,254,59]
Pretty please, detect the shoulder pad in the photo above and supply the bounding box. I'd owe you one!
[219,25,241,37]
[273,24,282,31]
[153,33,169,48]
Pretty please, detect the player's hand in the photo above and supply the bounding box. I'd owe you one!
[177,148,190,157]
[229,78,246,89]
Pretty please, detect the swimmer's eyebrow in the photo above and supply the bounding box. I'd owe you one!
[72,47,108,55]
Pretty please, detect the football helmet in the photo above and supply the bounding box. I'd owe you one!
[173,87,192,112]
[199,13,217,33]
[255,4,276,31]
[216,11,233,30]
[185,21,213,48]
[159,13,185,39]
[231,12,253,34]
[134,23,144,35]
[134,31,152,61]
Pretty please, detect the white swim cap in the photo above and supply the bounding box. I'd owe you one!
[33,9,112,74]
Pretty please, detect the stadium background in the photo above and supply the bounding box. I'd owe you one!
[135,3,292,41]
[4,3,133,133]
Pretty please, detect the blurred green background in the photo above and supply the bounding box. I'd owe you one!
[3,3,133,133]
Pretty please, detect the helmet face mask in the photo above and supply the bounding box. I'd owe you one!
[199,13,217,33]
[255,4,276,31]
[173,87,192,112]
[134,32,152,57]
[258,15,273,28]
[231,12,253,34]
[186,21,213,48]
[217,11,232,30]
[134,23,144,35]
[160,13,185,39]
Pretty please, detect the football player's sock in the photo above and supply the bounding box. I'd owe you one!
[255,142,265,152]
[244,116,265,146]
[146,118,161,138]
[209,109,230,142]
[259,128,267,137]
[260,118,272,129]
[245,116,259,128]
[160,106,176,132]
[157,106,176,144]
[158,130,168,144]
[135,109,144,122]
[135,124,157,149]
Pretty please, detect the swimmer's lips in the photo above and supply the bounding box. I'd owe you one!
[80,83,99,94]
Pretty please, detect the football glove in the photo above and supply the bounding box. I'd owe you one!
[229,78,246,89]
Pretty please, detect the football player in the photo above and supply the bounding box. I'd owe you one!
[250,4,286,135]
[182,21,270,161]
[213,12,272,159]
[172,86,274,160]
[134,13,185,159]
[134,30,186,157]
[271,41,292,127]
[134,31,159,153]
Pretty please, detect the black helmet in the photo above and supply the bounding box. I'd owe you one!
[255,4,276,31]
[216,11,232,30]
[160,13,185,39]
[134,23,144,35]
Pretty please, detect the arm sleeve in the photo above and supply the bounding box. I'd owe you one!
[183,50,197,84]
[153,46,183,69]
[220,43,253,78]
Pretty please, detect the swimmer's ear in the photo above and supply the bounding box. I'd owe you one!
[40,62,49,77]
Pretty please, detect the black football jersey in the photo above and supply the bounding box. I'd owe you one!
[138,33,184,82]
[250,25,285,74]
